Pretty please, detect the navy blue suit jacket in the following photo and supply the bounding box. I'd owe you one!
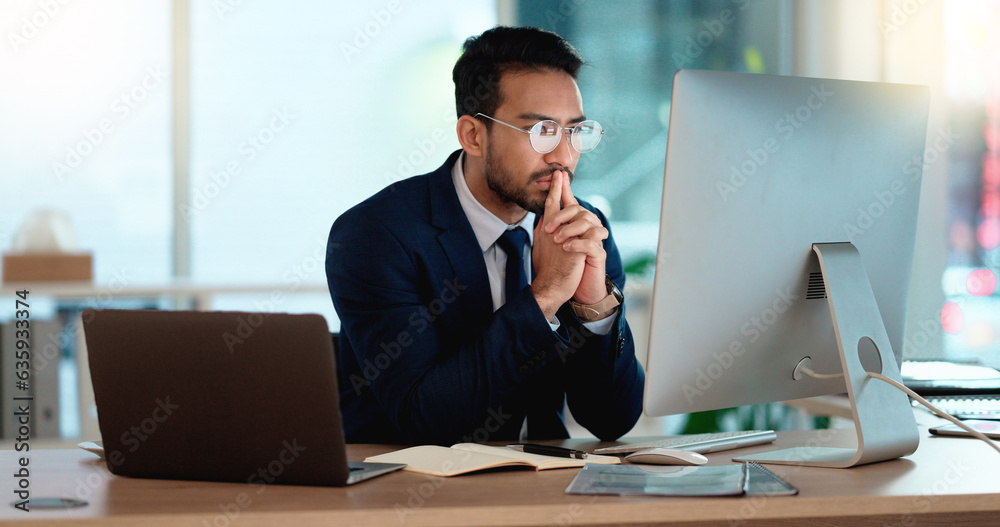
[326,150,644,445]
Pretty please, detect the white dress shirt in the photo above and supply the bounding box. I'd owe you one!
[450,153,615,335]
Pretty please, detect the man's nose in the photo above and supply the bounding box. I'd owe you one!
[542,130,576,168]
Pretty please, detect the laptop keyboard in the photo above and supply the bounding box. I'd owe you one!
[593,429,777,455]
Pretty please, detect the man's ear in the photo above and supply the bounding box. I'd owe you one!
[456,115,486,159]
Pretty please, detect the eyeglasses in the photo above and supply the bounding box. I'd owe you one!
[475,113,604,154]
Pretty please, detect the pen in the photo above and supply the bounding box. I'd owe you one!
[507,444,588,459]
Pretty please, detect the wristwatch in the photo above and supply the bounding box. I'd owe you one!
[570,275,623,322]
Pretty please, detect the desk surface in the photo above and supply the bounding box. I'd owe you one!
[1,416,999,526]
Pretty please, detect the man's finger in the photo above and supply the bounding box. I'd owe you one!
[580,225,609,242]
[544,170,564,232]
[553,216,607,244]
[561,237,606,261]
[560,170,578,207]
[548,208,601,242]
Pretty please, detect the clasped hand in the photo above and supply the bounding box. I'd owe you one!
[530,170,608,321]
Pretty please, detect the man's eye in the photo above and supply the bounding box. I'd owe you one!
[537,123,559,136]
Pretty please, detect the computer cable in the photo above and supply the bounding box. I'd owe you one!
[798,366,1000,456]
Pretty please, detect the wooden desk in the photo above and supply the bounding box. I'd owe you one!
[1,421,998,526]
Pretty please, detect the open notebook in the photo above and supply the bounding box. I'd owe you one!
[366,443,620,477]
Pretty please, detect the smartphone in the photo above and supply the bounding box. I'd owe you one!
[929,420,1000,439]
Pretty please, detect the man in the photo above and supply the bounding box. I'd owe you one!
[326,26,643,445]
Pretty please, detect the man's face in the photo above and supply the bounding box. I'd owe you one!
[483,69,586,214]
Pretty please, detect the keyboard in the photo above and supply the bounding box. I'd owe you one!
[592,429,777,455]
[916,394,1000,420]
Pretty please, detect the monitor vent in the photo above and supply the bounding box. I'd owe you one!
[806,272,827,299]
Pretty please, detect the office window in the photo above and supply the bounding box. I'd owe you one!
[0,0,172,285]
[941,1,1000,364]
[516,0,788,266]
[188,1,497,325]
[1,1,495,324]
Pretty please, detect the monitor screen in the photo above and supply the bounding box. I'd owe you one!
[644,70,930,419]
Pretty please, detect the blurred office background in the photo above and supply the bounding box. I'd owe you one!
[1,0,998,439]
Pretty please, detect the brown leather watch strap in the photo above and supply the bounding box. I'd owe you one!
[569,293,621,321]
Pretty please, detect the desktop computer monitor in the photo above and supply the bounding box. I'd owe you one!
[644,70,931,467]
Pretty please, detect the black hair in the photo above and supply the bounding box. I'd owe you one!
[452,26,584,123]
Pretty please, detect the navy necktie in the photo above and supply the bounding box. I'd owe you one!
[496,227,529,305]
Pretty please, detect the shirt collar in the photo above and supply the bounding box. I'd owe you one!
[451,152,535,252]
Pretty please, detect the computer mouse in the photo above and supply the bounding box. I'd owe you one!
[624,448,709,466]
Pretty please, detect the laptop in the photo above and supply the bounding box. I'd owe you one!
[82,309,405,486]
[901,359,1000,395]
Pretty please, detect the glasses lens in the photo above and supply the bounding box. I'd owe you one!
[529,120,561,153]
[571,120,603,153]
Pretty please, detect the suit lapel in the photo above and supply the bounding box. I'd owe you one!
[429,151,494,327]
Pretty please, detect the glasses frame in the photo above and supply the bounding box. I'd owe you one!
[474,113,604,154]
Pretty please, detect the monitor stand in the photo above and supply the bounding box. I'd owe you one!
[734,242,920,468]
